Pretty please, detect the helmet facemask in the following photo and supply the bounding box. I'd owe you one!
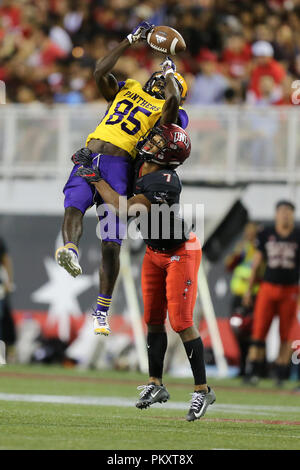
[138,128,168,164]
[143,72,184,100]
[137,124,190,168]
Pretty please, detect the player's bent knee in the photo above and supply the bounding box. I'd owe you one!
[169,320,193,334]
[178,325,199,342]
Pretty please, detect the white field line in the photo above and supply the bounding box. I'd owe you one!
[0,393,300,417]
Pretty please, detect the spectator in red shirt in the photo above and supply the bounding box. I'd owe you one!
[221,33,252,80]
[31,25,66,67]
[0,0,21,29]
[248,41,286,101]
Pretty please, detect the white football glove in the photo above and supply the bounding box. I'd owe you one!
[160,56,176,77]
[127,21,154,44]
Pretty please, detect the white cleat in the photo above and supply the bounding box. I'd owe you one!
[55,247,82,278]
[93,313,111,336]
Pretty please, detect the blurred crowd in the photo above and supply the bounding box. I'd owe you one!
[1,0,300,105]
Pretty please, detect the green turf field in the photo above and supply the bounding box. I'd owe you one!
[0,364,299,450]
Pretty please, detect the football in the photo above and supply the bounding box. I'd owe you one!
[147,26,186,55]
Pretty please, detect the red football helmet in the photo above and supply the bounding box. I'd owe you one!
[137,123,191,167]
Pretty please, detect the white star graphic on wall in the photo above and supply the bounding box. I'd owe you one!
[31,257,93,341]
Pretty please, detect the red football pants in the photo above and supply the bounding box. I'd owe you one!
[141,234,202,333]
[252,282,299,342]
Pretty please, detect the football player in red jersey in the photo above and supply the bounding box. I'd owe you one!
[76,123,216,422]
[243,200,300,386]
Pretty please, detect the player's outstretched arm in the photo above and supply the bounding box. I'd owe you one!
[94,179,151,219]
[94,21,154,101]
[160,57,181,125]
[75,166,151,219]
[94,39,130,101]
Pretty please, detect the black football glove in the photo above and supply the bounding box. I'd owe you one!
[71,147,93,166]
[75,166,102,183]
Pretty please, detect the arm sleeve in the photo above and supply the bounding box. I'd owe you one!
[118,81,126,90]
[177,108,188,129]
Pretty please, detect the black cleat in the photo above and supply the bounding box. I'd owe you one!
[243,375,259,386]
[136,383,170,409]
[186,387,216,422]
[274,377,285,389]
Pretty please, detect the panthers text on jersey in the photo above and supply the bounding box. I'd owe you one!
[86,79,188,158]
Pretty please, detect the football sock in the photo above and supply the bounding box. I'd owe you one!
[64,242,79,257]
[183,337,207,385]
[147,332,168,380]
[96,294,112,315]
[275,364,290,382]
[245,360,263,378]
